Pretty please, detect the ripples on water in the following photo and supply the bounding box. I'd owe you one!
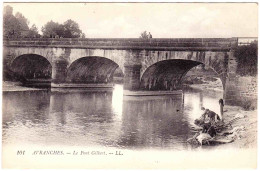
[2,85,222,150]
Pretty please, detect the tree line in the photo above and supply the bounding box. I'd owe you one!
[3,5,85,39]
[235,42,258,76]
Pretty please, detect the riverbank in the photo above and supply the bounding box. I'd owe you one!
[2,81,43,91]
[186,76,257,149]
[191,105,257,149]
[3,81,115,91]
[184,76,223,92]
[214,105,257,149]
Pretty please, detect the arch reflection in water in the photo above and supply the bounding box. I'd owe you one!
[48,91,123,146]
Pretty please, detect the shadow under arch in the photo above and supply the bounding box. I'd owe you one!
[10,54,52,82]
[140,59,224,91]
[66,56,121,83]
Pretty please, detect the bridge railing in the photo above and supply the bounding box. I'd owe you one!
[3,38,239,51]
[237,37,258,46]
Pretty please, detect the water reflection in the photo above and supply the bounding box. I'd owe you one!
[112,84,123,119]
[118,95,188,149]
[2,85,222,150]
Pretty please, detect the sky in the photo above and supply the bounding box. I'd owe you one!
[4,2,258,38]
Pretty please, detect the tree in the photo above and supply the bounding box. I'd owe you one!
[41,21,65,38]
[41,19,84,38]
[28,24,40,38]
[3,6,33,38]
[235,42,258,76]
[3,5,21,38]
[139,31,149,39]
[15,12,29,30]
[15,12,31,37]
[30,24,38,32]
[80,33,86,38]
[4,5,13,16]
[63,19,82,38]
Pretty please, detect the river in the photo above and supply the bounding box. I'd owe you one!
[2,84,223,150]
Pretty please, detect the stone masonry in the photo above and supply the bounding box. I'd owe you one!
[4,38,240,105]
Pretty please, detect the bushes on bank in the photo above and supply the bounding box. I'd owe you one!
[234,42,258,76]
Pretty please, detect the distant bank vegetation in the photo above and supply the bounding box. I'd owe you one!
[3,5,85,39]
[235,42,258,77]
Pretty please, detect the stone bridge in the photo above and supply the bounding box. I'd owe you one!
[3,38,238,104]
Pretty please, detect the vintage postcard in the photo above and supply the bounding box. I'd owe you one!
[1,2,258,169]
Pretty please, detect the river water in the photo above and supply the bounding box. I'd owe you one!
[2,84,222,150]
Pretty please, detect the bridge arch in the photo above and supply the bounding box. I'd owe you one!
[140,51,228,90]
[10,54,52,81]
[140,59,202,90]
[66,56,123,83]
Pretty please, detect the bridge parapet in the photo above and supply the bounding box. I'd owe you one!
[4,38,237,51]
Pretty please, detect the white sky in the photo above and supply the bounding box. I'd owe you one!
[4,2,258,38]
